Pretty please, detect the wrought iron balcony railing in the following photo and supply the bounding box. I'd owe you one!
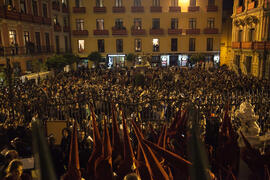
[0,45,54,56]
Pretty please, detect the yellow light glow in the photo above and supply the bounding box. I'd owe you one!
[179,0,189,12]
[153,39,159,45]
[180,0,189,4]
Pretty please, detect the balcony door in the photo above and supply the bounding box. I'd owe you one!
[245,56,252,74]
[55,35,60,53]
[190,0,196,6]
[235,55,240,68]
[35,32,41,52]
[45,33,50,52]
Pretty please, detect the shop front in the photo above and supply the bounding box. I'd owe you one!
[169,55,178,66]
[178,55,188,67]
[161,55,170,67]
[151,56,161,67]
[151,54,190,67]
[107,54,126,68]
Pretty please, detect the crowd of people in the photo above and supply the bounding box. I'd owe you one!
[0,65,270,180]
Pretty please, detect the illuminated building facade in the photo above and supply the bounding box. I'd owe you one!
[231,0,270,79]
[220,6,233,67]
[0,0,71,73]
[69,0,222,67]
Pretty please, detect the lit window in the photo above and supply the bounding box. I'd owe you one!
[76,19,84,30]
[153,0,160,6]
[134,18,142,30]
[189,18,196,29]
[135,39,141,52]
[9,30,16,45]
[171,0,178,6]
[207,18,215,28]
[171,18,178,29]
[115,0,122,7]
[153,38,159,52]
[53,15,58,25]
[96,0,103,7]
[96,19,104,30]
[78,40,85,52]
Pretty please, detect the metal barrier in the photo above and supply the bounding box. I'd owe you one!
[21,90,269,133]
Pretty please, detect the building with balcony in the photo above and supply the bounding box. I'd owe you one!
[0,0,71,73]
[51,0,71,54]
[231,0,270,79]
[69,0,222,67]
[0,0,55,73]
[220,2,233,67]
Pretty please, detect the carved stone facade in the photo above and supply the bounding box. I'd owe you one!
[231,0,270,79]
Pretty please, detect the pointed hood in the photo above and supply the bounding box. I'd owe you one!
[176,109,188,131]
[143,138,192,171]
[148,123,158,143]
[94,116,113,180]
[157,125,167,148]
[136,124,144,162]
[168,107,181,131]
[111,105,123,155]
[90,105,102,148]
[122,112,135,165]
[63,121,81,180]
[265,166,270,180]
[132,120,170,180]
[103,116,112,159]
[87,105,102,180]
[220,103,234,138]
[167,109,188,137]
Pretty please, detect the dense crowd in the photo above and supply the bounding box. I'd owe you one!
[0,65,270,180]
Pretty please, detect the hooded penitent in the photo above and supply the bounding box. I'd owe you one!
[132,120,170,180]
[95,116,113,180]
[86,105,102,180]
[62,120,81,180]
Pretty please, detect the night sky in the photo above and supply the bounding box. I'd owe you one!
[223,0,234,11]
